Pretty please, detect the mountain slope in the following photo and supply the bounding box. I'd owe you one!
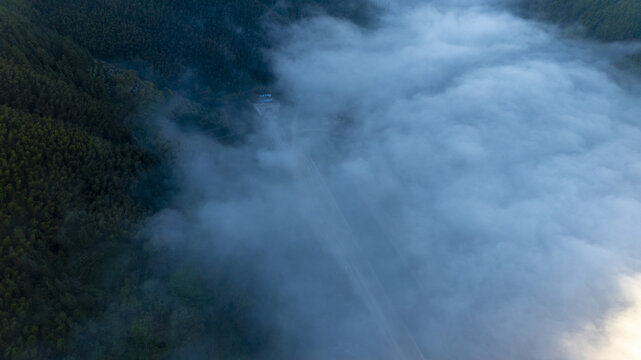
[0,1,161,357]
[1,0,375,358]
[527,0,641,41]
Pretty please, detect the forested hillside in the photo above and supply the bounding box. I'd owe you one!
[523,0,641,68]
[526,0,641,41]
[0,1,168,357]
[0,0,372,358]
[31,0,374,95]
[0,0,261,357]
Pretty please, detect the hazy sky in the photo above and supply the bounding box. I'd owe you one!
[147,1,641,359]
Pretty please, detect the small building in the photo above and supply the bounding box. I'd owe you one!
[253,93,280,117]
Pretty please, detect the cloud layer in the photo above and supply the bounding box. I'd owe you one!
[148,2,641,359]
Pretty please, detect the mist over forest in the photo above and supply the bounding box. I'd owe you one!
[2,0,641,359]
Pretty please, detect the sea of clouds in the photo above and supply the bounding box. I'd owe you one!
[147,1,641,359]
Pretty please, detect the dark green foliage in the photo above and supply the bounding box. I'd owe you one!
[522,0,641,70]
[0,0,279,357]
[0,105,154,356]
[31,0,375,94]
[0,1,162,357]
[31,0,266,90]
[0,0,373,358]
[526,0,641,41]
[65,256,268,360]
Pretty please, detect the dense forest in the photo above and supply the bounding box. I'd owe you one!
[31,0,375,96]
[527,0,641,41]
[0,0,167,357]
[525,0,641,67]
[1,0,641,358]
[0,0,371,358]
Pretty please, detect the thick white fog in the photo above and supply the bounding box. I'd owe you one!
[147,2,641,359]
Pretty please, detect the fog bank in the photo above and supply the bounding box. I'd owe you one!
[147,2,641,359]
